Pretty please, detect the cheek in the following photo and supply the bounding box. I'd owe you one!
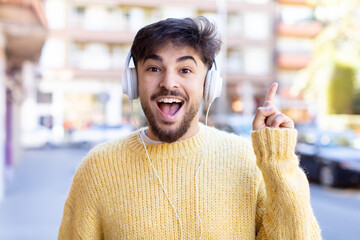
[138,78,155,98]
[188,80,205,101]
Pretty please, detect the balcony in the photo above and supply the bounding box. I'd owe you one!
[42,68,122,82]
[0,0,47,68]
[277,0,314,6]
[72,0,274,12]
[277,21,323,38]
[72,68,122,80]
[277,53,312,70]
[226,73,274,85]
[49,28,135,44]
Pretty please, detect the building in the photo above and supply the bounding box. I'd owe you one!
[0,0,47,201]
[275,0,322,123]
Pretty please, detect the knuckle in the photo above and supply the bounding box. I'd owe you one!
[273,116,283,125]
[258,106,274,113]
[256,107,264,114]
[263,101,272,106]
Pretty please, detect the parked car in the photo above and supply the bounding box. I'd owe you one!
[296,126,360,188]
[21,126,53,149]
[70,124,133,147]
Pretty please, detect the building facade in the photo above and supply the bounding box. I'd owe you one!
[0,0,47,201]
[276,0,322,123]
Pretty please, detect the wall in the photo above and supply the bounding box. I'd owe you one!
[0,27,5,201]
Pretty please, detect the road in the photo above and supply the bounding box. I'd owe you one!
[310,184,360,240]
[0,147,360,239]
[0,147,87,240]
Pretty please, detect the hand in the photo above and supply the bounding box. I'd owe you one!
[252,82,294,131]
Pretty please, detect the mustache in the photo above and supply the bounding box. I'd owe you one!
[150,90,188,101]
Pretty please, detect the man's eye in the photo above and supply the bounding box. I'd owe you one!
[181,68,191,74]
[148,67,159,72]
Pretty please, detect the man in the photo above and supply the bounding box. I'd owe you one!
[59,17,321,239]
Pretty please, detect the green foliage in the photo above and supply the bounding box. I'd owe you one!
[293,0,360,109]
[354,90,360,114]
[327,63,355,114]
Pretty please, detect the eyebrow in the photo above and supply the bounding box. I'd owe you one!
[143,54,162,62]
[177,56,197,65]
[143,54,197,65]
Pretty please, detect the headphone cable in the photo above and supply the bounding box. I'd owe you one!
[195,101,212,240]
[131,100,212,240]
[132,102,184,240]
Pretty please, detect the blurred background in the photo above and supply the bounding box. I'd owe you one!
[0,0,360,239]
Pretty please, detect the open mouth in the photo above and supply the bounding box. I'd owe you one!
[156,97,184,118]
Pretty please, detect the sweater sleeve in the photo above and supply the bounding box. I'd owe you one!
[251,127,321,240]
[58,153,104,240]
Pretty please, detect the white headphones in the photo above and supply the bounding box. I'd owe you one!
[121,51,223,103]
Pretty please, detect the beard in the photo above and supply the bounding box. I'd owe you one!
[141,90,200,143]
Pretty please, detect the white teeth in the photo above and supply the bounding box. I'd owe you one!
[158,98,182,103]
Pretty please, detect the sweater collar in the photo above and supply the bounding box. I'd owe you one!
[126,123,207,158]
[139,130,163,144]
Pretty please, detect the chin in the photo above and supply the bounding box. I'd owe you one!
[150,121,189,143]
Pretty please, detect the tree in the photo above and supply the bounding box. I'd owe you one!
[293,0,360,115]
[327,62,355,114]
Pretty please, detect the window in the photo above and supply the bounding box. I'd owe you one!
[37,91,52,104]
[243,12,271,40]
[243,48,271,75]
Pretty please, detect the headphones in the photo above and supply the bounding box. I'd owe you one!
[121,51,223,103]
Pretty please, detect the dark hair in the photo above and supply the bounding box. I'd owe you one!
[130,16,222,69]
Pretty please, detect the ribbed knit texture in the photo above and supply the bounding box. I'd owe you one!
[59,125,321,240]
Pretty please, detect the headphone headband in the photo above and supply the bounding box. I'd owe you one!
[124,51,132,70]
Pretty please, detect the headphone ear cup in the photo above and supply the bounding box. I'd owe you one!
[129,68,138,99]
[204,69,222,103]
[204,70,213,102]
[122,67,138,100]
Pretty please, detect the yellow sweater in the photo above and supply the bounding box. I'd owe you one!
[59,125,321,239]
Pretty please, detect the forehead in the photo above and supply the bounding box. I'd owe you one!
[142,43,204,64]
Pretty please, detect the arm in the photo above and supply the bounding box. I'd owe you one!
[58,154,103,240]
[252,83,321,239]
[253,128,321,240]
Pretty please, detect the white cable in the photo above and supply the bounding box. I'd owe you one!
[131,102,183,240]
[131,100,212,240]
[130,102,139,129]
[195,101,212,240]
[138,133,184,240]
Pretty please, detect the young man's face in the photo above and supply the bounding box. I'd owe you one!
[137,44,208,143]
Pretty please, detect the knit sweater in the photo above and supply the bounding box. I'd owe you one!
[58,125,321,239]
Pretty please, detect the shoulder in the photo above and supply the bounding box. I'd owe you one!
[75,131,141,177]
[91,130,139,151]
[65,131,143,206]
[203,125,255,161]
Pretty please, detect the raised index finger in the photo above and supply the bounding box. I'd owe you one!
[264,82,278,105]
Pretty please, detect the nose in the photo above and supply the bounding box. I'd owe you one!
[159,70,179,90]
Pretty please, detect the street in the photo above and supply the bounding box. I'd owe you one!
[310,184,360,240]
[0,147,360,240]
[0,148,88,240]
